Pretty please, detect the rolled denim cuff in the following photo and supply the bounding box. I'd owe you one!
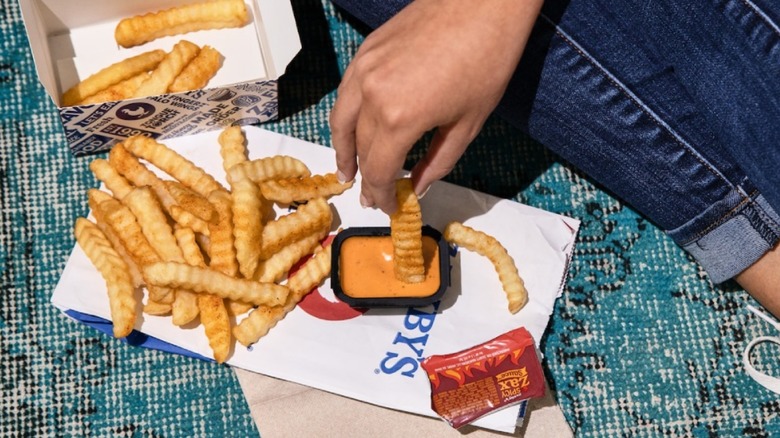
[668,181,780,283]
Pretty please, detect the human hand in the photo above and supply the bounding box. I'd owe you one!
[330,0,543,214]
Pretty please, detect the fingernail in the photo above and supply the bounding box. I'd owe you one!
[337,170,348,184]
[416,185,431,199]
[359,193,371,208]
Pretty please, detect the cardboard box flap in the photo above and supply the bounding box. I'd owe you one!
[254,0,301,79]
[19,0,301,106]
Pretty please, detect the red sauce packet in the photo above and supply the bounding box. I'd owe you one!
[420,327,545,429]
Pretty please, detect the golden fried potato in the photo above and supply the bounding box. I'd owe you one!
[206,190,239,277]
[144,300,172,316]
[255,228,327,283]
[87,190,144,288]
[173,225,229,360]
[390,178,425,283]
[260,173,354,204]
[218,125,248,175]
[122,186,199,325]
[89,158,133,200]
[173,225,207,268]
[260,197,332,260]
[92,194,174,304]
[234,243,332,346]
[74,218,137,338]
[198,293,231,363]
[110,140,215,235]
[164,180,216,223]
[62,50,165,106]
[227,162,264,278]
[108,143,177,210]
[123,135,226,198]
[133,40,201,98]
[443,221,528,314]
[115,0,249,48]
[168,45,222,93]
[143,262,289,307]
[79,72,150,105]
[229,156,310,185]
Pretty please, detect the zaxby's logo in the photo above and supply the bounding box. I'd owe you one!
[297,278,367,321]
[116,103,156,120]
[376,302,440,378]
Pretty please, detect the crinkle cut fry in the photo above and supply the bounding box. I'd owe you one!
[89,158,133,200]
[227,164,264,278]
[133,40,201,98]
[74,218,137,338]
[206,190,250,315]
[229,156,310,185]
[115,0,249,48]
[260,173,354,204]
[61,49,164,106]
[164,180,216,223]
[123,186,199,325]
[168,45,222,93]
[234,243,332,346]
[87,190,144,288]
[109,142,211,236]
[174,224,231,361]
[390,178,425,283]
[218,125,249,175]
[94,194,175,304]
[443,221,529,313]
[143,262,289,307]
[80,72,150,105]
[123,135,227,198]
[260,197,332,260]
[254,228,328,283]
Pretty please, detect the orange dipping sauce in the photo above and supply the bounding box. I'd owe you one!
[339,235,441,298]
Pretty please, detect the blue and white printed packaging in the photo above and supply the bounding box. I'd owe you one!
[19,0,300,156]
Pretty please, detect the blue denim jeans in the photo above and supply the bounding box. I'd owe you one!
[331,0,780,283]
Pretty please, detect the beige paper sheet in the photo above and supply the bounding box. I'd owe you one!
[235,369,573,438]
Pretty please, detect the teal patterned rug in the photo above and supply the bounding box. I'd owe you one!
[2,0,778,436]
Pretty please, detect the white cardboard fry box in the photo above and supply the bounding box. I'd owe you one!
[19,0,301,156]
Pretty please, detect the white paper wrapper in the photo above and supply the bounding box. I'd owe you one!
[52,126,579,433]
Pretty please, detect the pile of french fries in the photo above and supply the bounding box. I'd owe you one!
[62,0,249,106]
[75,126,353,363]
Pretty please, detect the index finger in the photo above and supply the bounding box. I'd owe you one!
[329,67,361,183]
[359,129,416,215]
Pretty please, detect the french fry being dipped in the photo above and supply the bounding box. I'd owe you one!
[390,178,425,283]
